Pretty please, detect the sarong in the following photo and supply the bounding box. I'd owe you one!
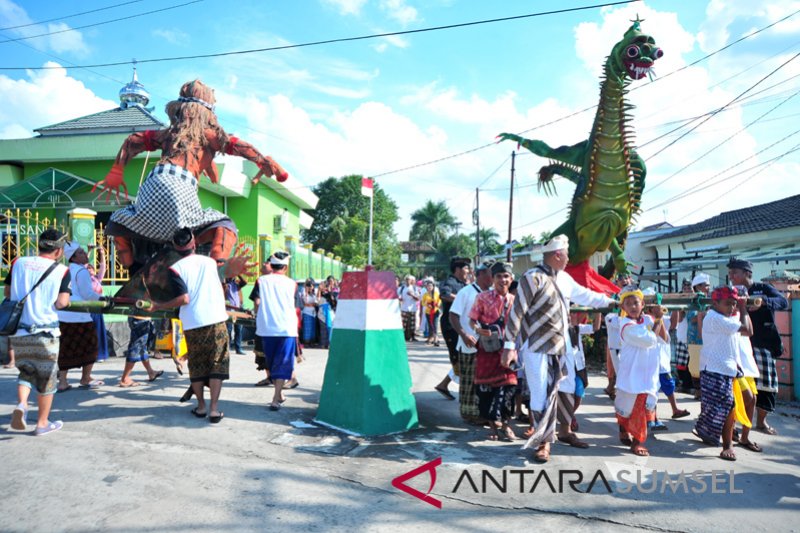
[401,311,416,341]
[92,313,108,362]
[615,391,656,444]
[753,347,777,412]
[457,350,479,418]
[125,317,155,363]
[521,349,565,448]
[317,318,329,348]
[58,321,98,371]
[11,333,60,395]
[440,314,460,374]
[476,384,517,423]
[674,341,690,368]
[260,336,296,380]
[301,314,316,344]
[107,163,232,242]
[184,322,230,383]
[694,370,734,444]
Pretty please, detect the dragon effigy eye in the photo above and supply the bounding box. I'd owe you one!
[625,45,639,58]
[654,48,664,59]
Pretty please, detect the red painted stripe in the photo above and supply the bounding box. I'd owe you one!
[338,270,398,300]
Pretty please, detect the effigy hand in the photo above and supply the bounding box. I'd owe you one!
[91,163,129,204]
[252,157,289,185]
[496,132,523,145]
[221,244,257,279]
[201,161,220,184]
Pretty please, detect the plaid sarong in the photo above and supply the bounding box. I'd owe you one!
[401,311,416,341]
[458,350,479,418]
[109,164,231,242]
[674,341,690,368]
[695,370,734,444]
[11,333,60,395]
[753,347,778,393]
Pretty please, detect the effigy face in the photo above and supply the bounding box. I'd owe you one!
[611,21,663,81]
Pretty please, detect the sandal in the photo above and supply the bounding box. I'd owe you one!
[619,433,633,446]
[57,385,73,393]
[755,424,778,436]
[434,386,455,400]
[534,443,550,463]
[671,409,691,419]
[268,403,281,411]
[179,387,194,403]
[209,412,224,424]
[522,427,534,439]
[118,381,142,388]
[738,440,763,453]
[719,448,737,461]
[254,378,273,387]
[148,370,164,382]
[631,442,649,456]
[78,379,104,389]
[190,407,207,418]
[557,433,590,448]
[500,425,517,442]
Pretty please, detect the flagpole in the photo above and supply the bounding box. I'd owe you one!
[368,188,374,266]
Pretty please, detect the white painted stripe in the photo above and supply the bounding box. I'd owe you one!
[333,299,402,332]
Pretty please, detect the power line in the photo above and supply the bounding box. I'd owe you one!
[0,0,204,46]
[0,0,143,32]
[0,0,641,68]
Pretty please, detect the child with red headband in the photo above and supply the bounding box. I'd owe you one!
[614,286,662,457]
[693,286,753,461]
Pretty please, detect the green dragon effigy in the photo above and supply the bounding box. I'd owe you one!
[498,19,661,292]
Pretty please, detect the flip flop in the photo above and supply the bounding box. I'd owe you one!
[209,412,224,424]
[738,440,763,453]
[755,424,778,436]
[534,444,550,463]
[619,433,633,446]
[179,387,194,403]
[631,443,649,456]
[671,409,691,419]
[649,421,669,432]
[78,380,104,389]
[56,385,72,393]
[118,381,142,388]
[523,427,535,439]
[254,378,273,387]
[148,370,164,382]
[557,433,590,448]
[719,449,737,461]
[268,403,281,411]
[190,407,207,418]
[434,386,455,400]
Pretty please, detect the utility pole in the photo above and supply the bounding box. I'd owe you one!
[474,187,480,265]
[506,150,516,262]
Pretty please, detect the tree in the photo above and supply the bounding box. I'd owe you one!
[409,200,458,247]
[538,230,554,243]
[303,175,401,269]
[478,227,501,255]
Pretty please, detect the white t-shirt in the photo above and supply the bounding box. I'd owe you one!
[7,256,70,337]
[656,315,672,374]
[399,285,419,312]
[572,323,594,371]
[57,263,100,323]
[737,335,760,378]
[254,273,299,337]
[169,254,228,331]
[451,283,482,354]
[700,309,742,377]
[617,315,660,395]
[675,316,689,344]
[605,313,622,350]
[301,291,318,316]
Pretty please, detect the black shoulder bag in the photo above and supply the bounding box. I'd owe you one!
[0,262,60,336]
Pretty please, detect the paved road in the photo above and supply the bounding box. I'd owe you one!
[1,341,798,532]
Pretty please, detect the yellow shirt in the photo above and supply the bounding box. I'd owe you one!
[421,290,441,314]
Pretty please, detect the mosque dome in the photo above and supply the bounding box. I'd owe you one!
[119,67,150,109]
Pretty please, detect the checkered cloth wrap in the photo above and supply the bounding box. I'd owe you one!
[674,341,690,367]
[753,347,778,393]
[458,350,479,418]
[109,163,231,242]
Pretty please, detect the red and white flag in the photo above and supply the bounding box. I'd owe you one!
[361,177,374,197]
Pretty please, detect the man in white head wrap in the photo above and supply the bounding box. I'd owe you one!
[502,235,615,462]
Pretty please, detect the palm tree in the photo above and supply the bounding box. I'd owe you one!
[409,200,457,248]
[479,227,501,255]
[330,209,348,245]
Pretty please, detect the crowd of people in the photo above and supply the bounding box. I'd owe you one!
[411,235,787,463]
[4,228,341,433]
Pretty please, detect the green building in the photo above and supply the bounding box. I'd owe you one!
[0,70,347,282]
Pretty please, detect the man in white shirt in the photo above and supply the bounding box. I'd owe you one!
[152,229,231,424]
[444,262,492,423]
[6,229,71,436]
[250,250,299,411]
[399,275,420,342]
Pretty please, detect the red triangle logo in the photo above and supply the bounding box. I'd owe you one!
[391,457,442,509]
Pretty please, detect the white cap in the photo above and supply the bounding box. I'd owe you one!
[541,234,569,253]
[64,241,81,261]
[692,273,710,287]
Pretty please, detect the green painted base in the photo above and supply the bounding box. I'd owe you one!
[316,328,419,436]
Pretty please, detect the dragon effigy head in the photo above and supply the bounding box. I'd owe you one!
[610,18,662,81]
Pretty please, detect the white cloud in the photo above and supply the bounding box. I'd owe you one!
[152,28,191,47]
[321,0,367,16]
[380,0,418,25]
[0,62,116,139]
[0,1,89,56]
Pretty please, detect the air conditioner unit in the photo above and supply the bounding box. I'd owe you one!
[273,211,288,232]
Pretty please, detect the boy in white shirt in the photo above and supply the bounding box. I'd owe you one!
[732,285,762,454]
[615,286,661,457]
[694,286,752,461]
[646,306,691,432]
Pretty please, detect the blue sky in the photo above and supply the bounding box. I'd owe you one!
[1,0,799,242]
